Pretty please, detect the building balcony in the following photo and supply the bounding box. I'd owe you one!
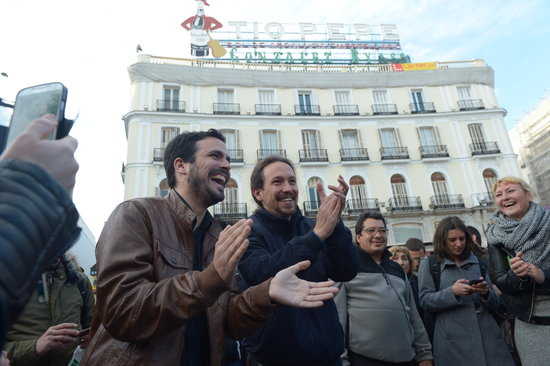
[156,99,186,112]
[380,147,410,160]
[255,104,282,115]
[212,203,248,223]
[346,199,380,215]
[473,192,495,206]
[388,196,423,212]
[213,103,240,115]
[372,104,398,115]
[470,141,501,156]
[430,194,465,210]
[257,149,287,160]
[340,148,369,162]
[227,149,244,163]
[419,145,449,159]
[410,102,436,114]
[458,99,485,111]
[153,148,165,162]
[303,201,320,217]
[299,149,329,163]
[294,104,321,116]
[334,104,360,116]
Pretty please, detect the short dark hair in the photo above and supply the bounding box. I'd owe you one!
[249,155,295,207]
[466,226,482,244]
[163,129,225,188]
[433,216,475,261]
[355,211,386,236]
[405,238,425,252]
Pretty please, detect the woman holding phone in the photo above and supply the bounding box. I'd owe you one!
[418,216,514,366]
[487,177,550,366]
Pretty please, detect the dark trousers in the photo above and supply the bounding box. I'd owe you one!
[349,351,416,366]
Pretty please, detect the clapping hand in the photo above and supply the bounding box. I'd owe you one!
[269,260,339,308]
[213,219,252,284]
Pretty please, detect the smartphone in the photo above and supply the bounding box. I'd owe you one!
[469,279,484,286]
[78,327,90,337]
[6,82,68,147]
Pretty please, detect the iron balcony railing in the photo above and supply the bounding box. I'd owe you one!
[334,104,360,116]
[299,149,329,162]
[388,196,423,212]
[430,194,465,209]
[212,203,248,222]
[346,199,380,215]
[410,102,436,114]
[380,146,409,160]
[255,104,282,115]
[340,148,369,161]
[303,201,321,217]
[458,99,485,111]
[227,149,244,163]
[470,141,500,156]
[213,103,240,115]
[419,145,449,158]
[473,192,495,206]
[294,104,321,116]
[372,103,398,115]
[153,148,165,162]
[156,99,186,112]
[257,149,287,160]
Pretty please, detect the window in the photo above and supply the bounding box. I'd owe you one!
[257,89,277,114]
[258,129,281,159]
[431,172,449,204]
[307,177,323,209]
[483,169,498,193]
[411,89,425,110]
[379,128,400,148]
[161,127,180,148]
[393,224,423,244]
[258,89,275,104]
[417,126,442,155]
[468,123,486,144]
[457,86,472,100]
[373,90,389,104]
[301,129,322,159]
[298,91,313,114]
[220,129,240,161]
[339,129,361,149]
[162,86,180,111]
[335,90,351,105]
[391,174,411,207]
[217,89,235,113]
[349,176,368,210]
[224,179,238,204]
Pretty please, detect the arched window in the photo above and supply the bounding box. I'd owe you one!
[158,179,169,197]
[431,172,450,205]
[391,174,409,208]
[307,177,323,209]
[349,176,368,210]
[224,179,238,204]
[483,169,498,193]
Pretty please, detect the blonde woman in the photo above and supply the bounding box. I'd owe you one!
[487,177,550,366]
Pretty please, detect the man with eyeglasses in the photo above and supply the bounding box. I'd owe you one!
[335,212,433,366]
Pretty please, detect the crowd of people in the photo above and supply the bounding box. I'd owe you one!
[1,119,549,366]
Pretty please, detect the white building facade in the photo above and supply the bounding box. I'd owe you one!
[122,55,520,245]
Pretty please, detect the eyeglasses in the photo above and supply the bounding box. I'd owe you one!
[362,227,388,235]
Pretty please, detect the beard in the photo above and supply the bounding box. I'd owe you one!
[188,164,226,207]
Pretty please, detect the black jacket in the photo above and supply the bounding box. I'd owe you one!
[488,242,550,323]
[0,159,81,347]
[238,208,358,365]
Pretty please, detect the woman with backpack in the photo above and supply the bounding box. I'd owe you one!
[418,216,515,366]
[487,177,550,366]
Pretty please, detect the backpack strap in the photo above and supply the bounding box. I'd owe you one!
[428,254,441,291]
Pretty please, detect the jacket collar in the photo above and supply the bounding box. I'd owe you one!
[254,207,303,228]
[357,246,392,266]
[166,189,198,228]
[442,252,479,269]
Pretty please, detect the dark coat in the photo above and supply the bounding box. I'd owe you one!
[238,208,358,365]
[0,159,81,348]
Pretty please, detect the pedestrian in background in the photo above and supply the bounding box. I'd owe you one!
[487,177,550,366]
[419,216,514,366]
[405,238,426,274]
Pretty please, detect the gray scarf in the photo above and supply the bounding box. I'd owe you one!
[486,202,550,270]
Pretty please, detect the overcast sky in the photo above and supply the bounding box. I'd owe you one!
[1,0,549,238]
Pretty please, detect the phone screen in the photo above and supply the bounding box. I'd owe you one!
[6,83,66,146]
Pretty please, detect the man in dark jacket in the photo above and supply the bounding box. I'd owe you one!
[238,156,359,366]
[0,115,80,349]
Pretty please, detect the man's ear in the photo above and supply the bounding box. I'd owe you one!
[174,158,188,176]
[252,187,263,204]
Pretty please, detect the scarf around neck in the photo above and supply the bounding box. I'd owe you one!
[486,202,550,270]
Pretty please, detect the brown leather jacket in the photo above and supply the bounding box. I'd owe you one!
[82,191,273,366]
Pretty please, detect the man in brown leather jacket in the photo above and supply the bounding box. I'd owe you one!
[82,129,337,366]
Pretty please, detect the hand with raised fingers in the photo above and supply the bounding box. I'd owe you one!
[212,219,252,284]
[313,194,343,240]
[1,114,79,196]
[269,260,339,308]
[35,323,79,356]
